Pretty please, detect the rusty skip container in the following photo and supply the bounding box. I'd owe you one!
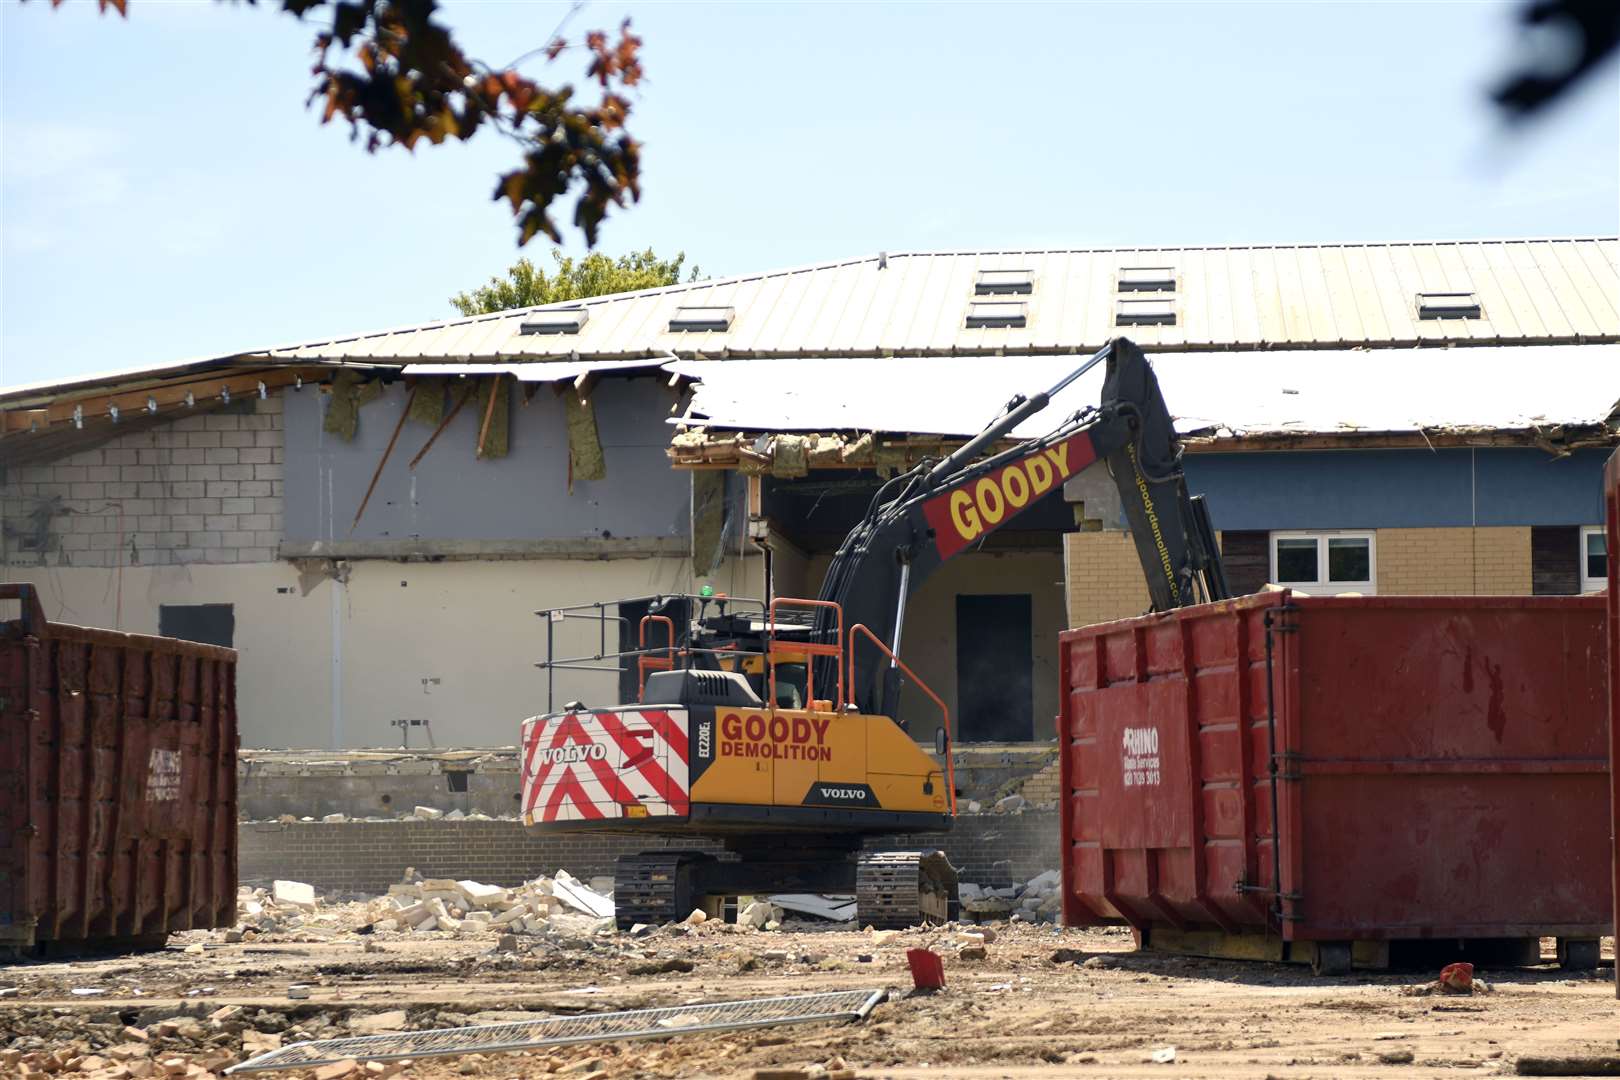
[1606,449,1620,998]
[1058,590,1613,973]
[0,583,238,954]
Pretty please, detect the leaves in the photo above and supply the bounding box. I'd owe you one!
[35,0,643,249]
[293,0,645,247]
[449,249,702,315]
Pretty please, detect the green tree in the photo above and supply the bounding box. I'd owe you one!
[450,248,700,315]
[42,0,645,248]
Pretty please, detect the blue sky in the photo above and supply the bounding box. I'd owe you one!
[3,1,1616,386]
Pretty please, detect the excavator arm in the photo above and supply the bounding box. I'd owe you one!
[813,337,1229,717]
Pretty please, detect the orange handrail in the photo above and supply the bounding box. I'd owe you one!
[637,614,677,702]
[768,597,844,712]
[847,622,957,816]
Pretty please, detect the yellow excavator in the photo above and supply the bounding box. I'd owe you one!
[520,338,1229,928]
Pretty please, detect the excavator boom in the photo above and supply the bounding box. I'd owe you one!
[815,337,1229,715]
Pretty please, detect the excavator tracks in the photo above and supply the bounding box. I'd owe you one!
[855,850,958,929]
[613,852,705,930]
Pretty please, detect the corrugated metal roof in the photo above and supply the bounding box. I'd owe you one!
[669,344,1620,441]
[266,239,1620,363]
[399,358,670,381]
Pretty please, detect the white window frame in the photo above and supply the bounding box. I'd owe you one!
[1579,525,1607,594]
[1269,531,1377,594]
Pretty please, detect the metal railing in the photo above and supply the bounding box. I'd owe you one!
[228,989,888,1073]
[849,622,957,814]
[533,594,774,712]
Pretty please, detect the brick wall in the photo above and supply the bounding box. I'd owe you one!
[1017,758,1062,807]
[1063,531,1150,628]
[1,397,284,567]
[237,813,1060,895]
[1375,527,1532,595]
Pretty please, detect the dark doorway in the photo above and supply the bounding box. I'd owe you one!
[955,594,1033,742]
[158,604,235,648]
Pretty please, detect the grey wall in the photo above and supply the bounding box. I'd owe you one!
[284,376,692,545]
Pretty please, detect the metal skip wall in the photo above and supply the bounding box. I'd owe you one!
[0,584,237,952]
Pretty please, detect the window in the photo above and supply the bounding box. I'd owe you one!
[668,306,734,332]
[1580,525,1607,593]
[1115,297,1176,325]
[974,269,1034,295]
[519,307,588,335]
[158,604,235,648]
[1416,291,1482,320]
[965,300,1027,328]
[1117,266,1176,292]
[1269,532,1375,594]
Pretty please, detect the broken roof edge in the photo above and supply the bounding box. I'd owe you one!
[0,357,395,411]
[667,423,1620,473]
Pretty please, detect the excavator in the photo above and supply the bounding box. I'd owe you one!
[519,337,1231,928]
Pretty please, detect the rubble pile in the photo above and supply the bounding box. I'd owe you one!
[958,869,1062,924]
[229,869,618,941]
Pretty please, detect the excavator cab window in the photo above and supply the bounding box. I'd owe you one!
[771,663,808,710]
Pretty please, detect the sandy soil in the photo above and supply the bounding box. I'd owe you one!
[2,923,1614,1080]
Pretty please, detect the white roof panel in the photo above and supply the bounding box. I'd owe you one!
[670,344,1620,440]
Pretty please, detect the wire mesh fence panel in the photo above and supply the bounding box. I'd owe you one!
[226,988,888,1073]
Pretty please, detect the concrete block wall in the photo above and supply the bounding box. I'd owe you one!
[1375,526,1532,595]
[237,812,1061,895]
[1,397,284,567]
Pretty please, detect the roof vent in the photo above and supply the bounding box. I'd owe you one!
[1416,292,1482,320]
[965,301,1028,329]
[669,306,734,332]
[519,307,589,335]
[974,269,1034,295]
[1115,298,1176,326]
[1118,267,1177,292]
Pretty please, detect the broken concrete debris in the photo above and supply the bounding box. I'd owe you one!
[230,869,622,942]
[958,869,1063,924]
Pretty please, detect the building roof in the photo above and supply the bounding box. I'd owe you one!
[265,238,1620,363]
[667,343,1620,465]
[4,237,1615,466]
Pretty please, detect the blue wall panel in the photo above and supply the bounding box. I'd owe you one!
[1184,448,1608,531]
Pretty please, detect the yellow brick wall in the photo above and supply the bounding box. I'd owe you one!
[1064,530,1152,627]
[1065,527,1534,627]
[1375,526,1531,595]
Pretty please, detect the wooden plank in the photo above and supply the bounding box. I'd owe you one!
[475,375,503,459]
[407,384,474,470]
[9,367,319,430]
[350,386,417,533]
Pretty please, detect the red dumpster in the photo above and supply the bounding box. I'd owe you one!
[1607,448,1620,997]
[1058,590,1613,974]
[0,583,238,955]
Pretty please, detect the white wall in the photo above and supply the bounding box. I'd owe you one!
[4,550,763,749]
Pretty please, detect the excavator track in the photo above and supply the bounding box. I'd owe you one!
[613,852,705,931]
[855,850,958,929]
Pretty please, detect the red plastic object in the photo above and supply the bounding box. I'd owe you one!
[1438,961,1474,991]
[0,583,238,954]
[906,947,946,990]
[1058,591,1613,951]
[1607,449,1620,997]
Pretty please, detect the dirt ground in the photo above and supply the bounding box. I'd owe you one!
[2,923,1614,1080]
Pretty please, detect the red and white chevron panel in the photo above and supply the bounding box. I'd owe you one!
[520,707,691,824]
